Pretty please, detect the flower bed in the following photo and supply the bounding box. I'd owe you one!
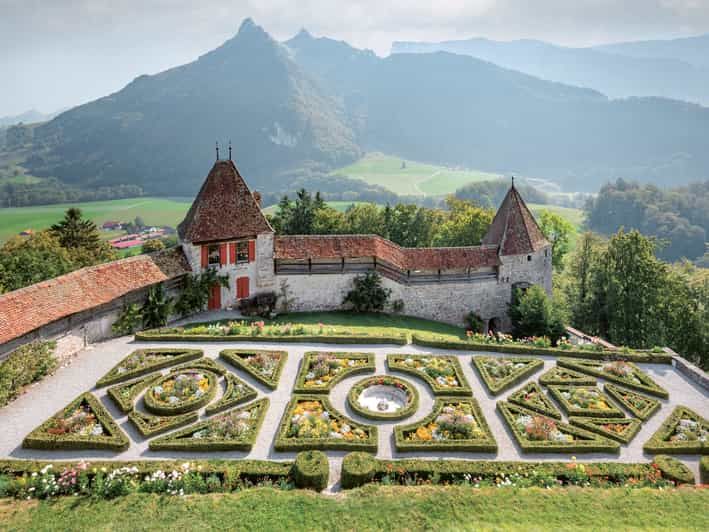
[293,352,375,394]
[144,370,218,415]
[497,402,620,453]
[603,384,660,421]
[205,373,257,416]
[149,398,269,452]
[507,382,561,419]
[569,417,642,444]
[95,349,202,387]
[23,393,129,451]
[107,374,160,414]
[652,455,695,484]
[394,398,497,452]
[557,358,668,398]
[539,366,596,386]
[386,354,471,396]
[219,349,287,390]
[128,410,198,438]
[0,341,57,408]
[643,406,708,455]
[472,356,543,395]
[274,395,377,452]
[547,385,624,418]
[347,376,419,421]
[172,357,227,376]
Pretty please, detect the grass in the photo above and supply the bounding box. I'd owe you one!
[528,203,585,230]
[262,201,369,217]
[333,152,502,196]
[1,486,706,531]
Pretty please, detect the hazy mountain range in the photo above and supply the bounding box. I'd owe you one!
[0,109,60,128]
[13,20,709,196]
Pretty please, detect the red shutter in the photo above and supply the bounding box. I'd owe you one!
[201,246,208,268]
[248,240,255,262]
[229,243,236,264]
[236,276,250,299]
[219,244,227,266]
[243,277,250,298]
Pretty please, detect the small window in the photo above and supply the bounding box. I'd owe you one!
[236,241,249,263]
[208,244,220,266]
[544,249,548,257]
[527,255,532,262]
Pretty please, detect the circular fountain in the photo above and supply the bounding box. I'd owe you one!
[347,376,418,420]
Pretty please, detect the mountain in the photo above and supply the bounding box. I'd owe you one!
[25,19,361,196]
[0,109,59,128]
[390,37,709,106]
[594,34,709,69]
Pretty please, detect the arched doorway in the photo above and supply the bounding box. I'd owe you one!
[488,317,502,335]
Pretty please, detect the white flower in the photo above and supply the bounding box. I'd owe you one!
[91,424,104,436]
[341,424,351,433]
[329,431,343,439]
[169,396,180,404]
[306,372,315,380]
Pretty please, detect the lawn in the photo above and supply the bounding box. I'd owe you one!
[333,152,502,196]
[528,203,585,230]
[1,486,706,531]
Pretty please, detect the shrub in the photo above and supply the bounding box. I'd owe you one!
[111,303,143,335]
[539,366,597,386]
[128,410,198,438]
[0,341,57,407]
[653,455,695,484]
[643,406,708,455]
[174,270,229,318]
[204,373,257,415]
[293,352,375,394]
[569,417,642,444]
[142,284,173,329]
[546,385,624,418]
[507,382,561,419]
[700,456,709,484]
[143,369,218,415]
[557,358,669,398]
[341,452,376,489]
[219,350,287,390]
[343,272,391,312]
[95,349,202,387]
[239,292,278,318]
[472,356,543,395]
[603,384,660,421]
[386,354,472,396]
[509,285,566,344]
[294,451,329,491]
[466,312,485,333]
[106,374,160,413]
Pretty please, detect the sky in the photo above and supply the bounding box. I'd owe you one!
[1,0,709,116]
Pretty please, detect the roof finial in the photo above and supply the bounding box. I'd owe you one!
[216,141,220,161]
[511,175,515,188]
[228,140,232,161]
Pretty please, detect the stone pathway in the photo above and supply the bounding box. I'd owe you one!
[0,335,707,491]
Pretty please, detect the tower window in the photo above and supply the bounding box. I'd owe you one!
[208,245,220,266]
[527,255,532,262]
[236,241,249,263]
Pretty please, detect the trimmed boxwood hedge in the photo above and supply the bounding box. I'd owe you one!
[547,385,625,418]
[652,455,695,484]
[472,356,543,395]
[497,401,620,454]
[643,406,708,455]
[96,349,202,387]
[604,384,660,421]
[411,334,673,363]
[219,349,287,390]
[23,393,129,451]
[148,398,269,452]
[507,382,561,420]
[556,358,669,398]
[293,450,329,491]
[700,456,709,484]
[539,366,597,386]
[128,410,198,438]
[205,373,257,416]
[394,397,497,453]
[274,395,377,452]
[347,376,419,421]
[569,416,642,444]
[136,331,407,345]
[293,352,375,394]
[143,369,218,415]
[107,373,160,414]
[386,354,472,396]
[172,357,227,376]
[339,454,665,489]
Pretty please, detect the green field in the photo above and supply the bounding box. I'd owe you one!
[333,152,502,196]
[261,200,367,217]
[529,203,585,230]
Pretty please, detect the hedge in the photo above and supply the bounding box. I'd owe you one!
[107,374,160,414]
[386,354,472,396]
[274,395,377,452]
[603,384,660,421]
[643,406,708,455]
[340,454,664,489]
[507,382,561,420]
[292,352,375,394]
[556,358,669,398]
[546,385,625,418]
[172,357,227,376]
[497,401,620,453]
[293,450,329,491]
[569,417,642,444]
[411,334,672,363]
[700,456,709,484]
[128,410,198,438]
[394,397,497,453]
[95,349,203,387]
[219,349,287,390]
[149,398,269,452]
[538,366,597,386]
[136,331,407,345]
[652,455,695,484]
[0,341,57,408]
[23,393,129,451]
[205,373,257,416]
[347,376,419,421]
[472,356,543,395]
[143,369,218,416]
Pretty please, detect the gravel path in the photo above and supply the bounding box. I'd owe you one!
[1,335,706,491]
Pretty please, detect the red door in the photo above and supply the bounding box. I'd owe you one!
[207,284,221,310]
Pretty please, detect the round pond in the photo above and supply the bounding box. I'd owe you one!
[347,376,418,420]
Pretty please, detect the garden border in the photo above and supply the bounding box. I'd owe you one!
[557,358,669,398]
[136,331,407,345]
[546,385,625,418]
[205,373,258,416]
[643,406,708,455]
[143,369,218,415]
[539,366,597,386]
[95,348,203,387]
[292,352,375,394]
[386,354,472,396]
[568,416,642,444]
[603,383,660,421]
[507,382,562,420]
[472,356,543,395]
[219,349,288,390]
[347,375,419,421]
[106,374,160,414]
[128,410,199,438]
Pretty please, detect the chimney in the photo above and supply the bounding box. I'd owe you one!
[252,191,262,208]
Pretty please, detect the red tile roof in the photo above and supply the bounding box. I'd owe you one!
[0,248,190,345]
[274,235,500,271]
[178,160,273,244]
[482,184,549,255]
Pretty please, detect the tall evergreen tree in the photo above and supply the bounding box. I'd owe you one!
[50,208,101,250]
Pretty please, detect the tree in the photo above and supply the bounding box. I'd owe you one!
[0,232,74,293]
[343,203,383,234]
[561,231,605,334]
[431,196,494,247]
[174,270,229,317]
[509,285,566,343]
[270,189,327,235]
[538,210,575,269]
[141,284,173,329]
[343,272,391,312]
[50,208,101,251]
[142,239,166,253]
